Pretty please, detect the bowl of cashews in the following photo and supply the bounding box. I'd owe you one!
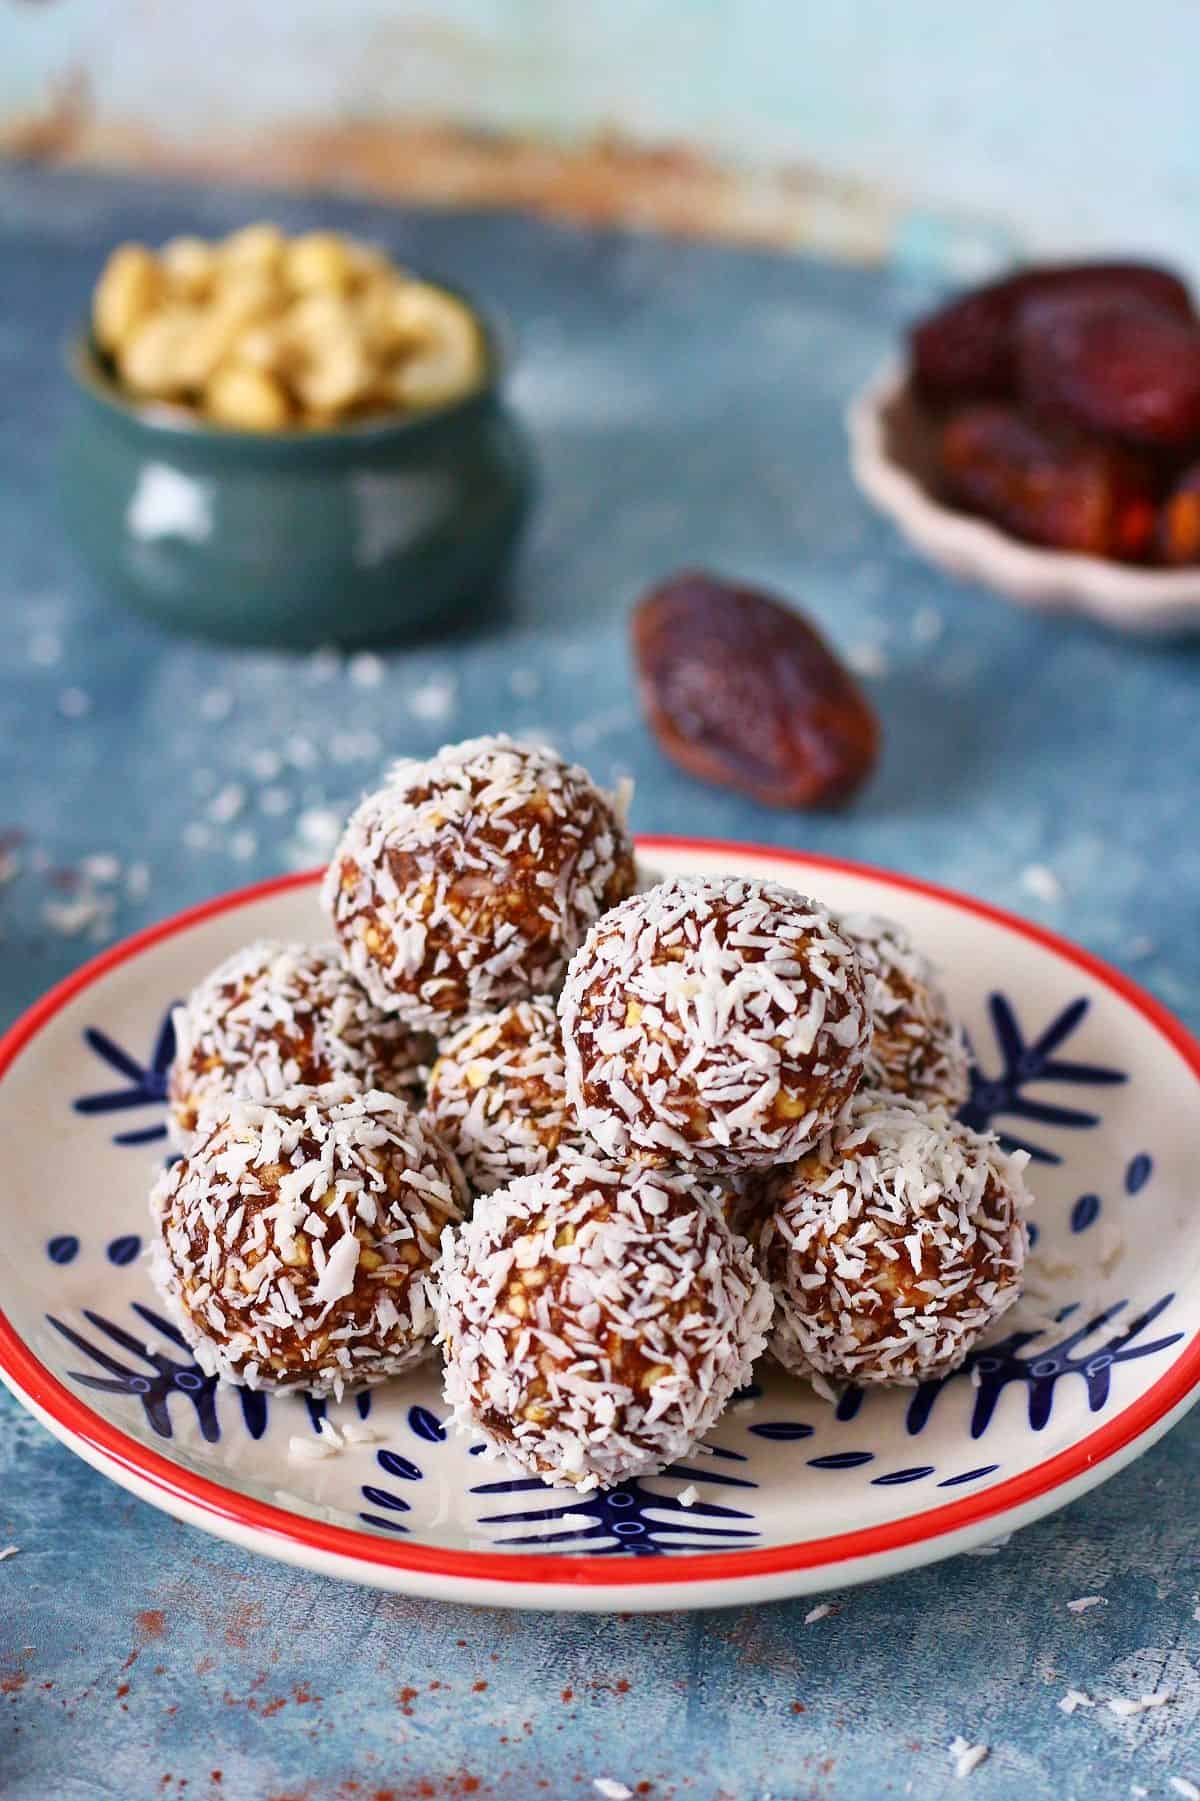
[60,223,534,646]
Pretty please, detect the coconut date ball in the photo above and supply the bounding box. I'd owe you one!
[149,1083,466,1396]
[426,997,590,1197]
[437,1153,773,1490]
[167,940,430,1147]
[842,913,970,1113]
[322,735,637,1033]
[759,1094,1030,1389]
[559,876,872,1174]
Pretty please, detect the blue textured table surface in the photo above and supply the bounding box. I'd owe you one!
[2,168,1199,1801]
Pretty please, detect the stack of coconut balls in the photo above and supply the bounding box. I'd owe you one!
[150,734,1032,1492]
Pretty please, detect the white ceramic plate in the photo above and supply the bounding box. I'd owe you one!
[2,838,1198,1612]
[848,360,1200,635]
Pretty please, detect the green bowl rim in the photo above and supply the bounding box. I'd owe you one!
[66,273,511,449]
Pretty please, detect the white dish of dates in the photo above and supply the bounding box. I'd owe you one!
[848,261,1200,635]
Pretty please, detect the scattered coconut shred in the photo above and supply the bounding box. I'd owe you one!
[0,1546,19,1563]
[288,1419,382,1464]
[1107,1692,1173,1718]
[1169,1779,1200,1800]
[1066,1595,1107,1613]
[949,1738,989,1779]
[592,1781,633,1801]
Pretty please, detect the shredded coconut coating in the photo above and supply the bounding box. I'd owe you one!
[842,913,970,1112]
[436,1153,774,1490]
[168,939,431,1147]
[322,735,637,1031]
[426,997,592,1197]
[758,1094,1030,1388]
[149,1082,466,1397]
[559,876,871,1174]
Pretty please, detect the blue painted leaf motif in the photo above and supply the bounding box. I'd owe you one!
[106,1234,142,1266]
[239,1389,269,1441]
[361,1485,411,1514]
[359,1513,410,1535]
[48,1301,278,1443]
[1070,1194,1101,1234]
[1126,1153,1153,1194]
[871,1466,936,1486]
[73,1008,178,1148]
[407,1405,447,1444]
[938,1465,999,1488]
[377,1449,422,1483]
[905,1294,1182,1439]
[807,1452,875,1471]
[959,993,1126,1164]
[467,1467,759,1556]
[47,1235,80,1265]
[48,1304,222,1442]
[748,1421,815,1442]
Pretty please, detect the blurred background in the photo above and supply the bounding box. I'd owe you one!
[4,0,1199,274]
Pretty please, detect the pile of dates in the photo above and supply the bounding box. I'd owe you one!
[910,261,1200,565]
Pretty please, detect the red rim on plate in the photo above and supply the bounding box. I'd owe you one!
[1,838,1198,1590]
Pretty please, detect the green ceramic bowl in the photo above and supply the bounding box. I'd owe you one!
[59,302,534,648]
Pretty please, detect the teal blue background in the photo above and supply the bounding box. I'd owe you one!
[5,1,1200,272]
[2,167,1199,1801]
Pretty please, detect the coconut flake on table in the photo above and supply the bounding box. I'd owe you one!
[592,1781,633,1800]
[248,748,284,782]
[1107,1693,1173,1717]
[1021,864,1065,905]
[1059,1690,1094,1715]
[407,674,458,723]
[0,1546,19,1563]
[804,1603,833,1624]
[199,688,234,722]
[43,889,114,940]
[949,1739,989,1779]
[1169,1780,1200,1800]
[208,784,246,826]
[297,808,342,853]
[80,853,121,885]
[285,734,319,770]
[1067,1595,1107,1613]
[29,629,62,666]
[260,787,293,818]
[349,652,384,689]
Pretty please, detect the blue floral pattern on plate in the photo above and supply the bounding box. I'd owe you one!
[41,980,1184,1558]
